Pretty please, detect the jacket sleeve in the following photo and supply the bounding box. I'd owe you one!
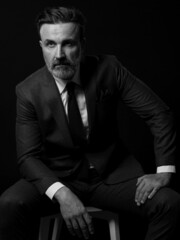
[115,57,176,167]
[16,85,59,195]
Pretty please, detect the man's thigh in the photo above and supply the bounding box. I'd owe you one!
[88,178,149,239]
[0,179,59,217]
[88,177,180,220]
[88,178,142,215]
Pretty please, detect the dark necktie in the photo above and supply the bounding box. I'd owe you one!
[66,82,86,145]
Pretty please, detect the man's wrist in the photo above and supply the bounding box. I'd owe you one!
[53,185,72,204]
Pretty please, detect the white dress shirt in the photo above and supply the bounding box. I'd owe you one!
[45,77,176,200]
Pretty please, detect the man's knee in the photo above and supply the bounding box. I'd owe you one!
[0,188,39,240]
[0,190,25,215]
[151,187,180,217]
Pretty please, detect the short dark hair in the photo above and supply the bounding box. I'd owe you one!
[36,6,86,41]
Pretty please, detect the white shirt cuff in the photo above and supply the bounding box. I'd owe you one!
[157,165,176,173]
[45,182,65,200]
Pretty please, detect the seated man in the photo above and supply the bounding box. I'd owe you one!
[0,5,180,240]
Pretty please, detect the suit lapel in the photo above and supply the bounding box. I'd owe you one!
[43,68,73,147]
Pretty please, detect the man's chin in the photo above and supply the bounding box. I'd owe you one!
[52,68,75,80]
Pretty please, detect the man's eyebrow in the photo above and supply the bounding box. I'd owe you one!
[44,39,56,43]
[63,38,77,43]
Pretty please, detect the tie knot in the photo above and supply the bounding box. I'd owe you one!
[66,82,76,95]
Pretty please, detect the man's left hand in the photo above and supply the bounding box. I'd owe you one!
[135,172,172,206]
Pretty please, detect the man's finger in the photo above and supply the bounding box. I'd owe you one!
[148,188,159,199]
[135,181,145,205]
[135,190,145,206]
[77,215,90,239]
[71,218,83,238]
[136,176,144,186]
[139,191,150,204]
[83,212,94,235]
[65,219,76,237]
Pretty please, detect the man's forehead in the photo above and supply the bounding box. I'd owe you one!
[40,22,79,40]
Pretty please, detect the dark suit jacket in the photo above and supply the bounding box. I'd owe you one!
[16,55,176,194]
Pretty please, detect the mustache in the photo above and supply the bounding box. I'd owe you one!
[52,58,74,68]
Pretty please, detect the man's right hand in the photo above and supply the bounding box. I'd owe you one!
[54,186,94,239]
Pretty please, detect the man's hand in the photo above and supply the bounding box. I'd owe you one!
[54,186,94,239]
[135,172,172,206]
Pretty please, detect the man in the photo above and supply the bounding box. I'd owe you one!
[0,5,180,240]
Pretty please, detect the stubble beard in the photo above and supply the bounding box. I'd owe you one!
[52,65,76,80]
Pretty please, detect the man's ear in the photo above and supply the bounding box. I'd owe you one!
[39,40,42,48]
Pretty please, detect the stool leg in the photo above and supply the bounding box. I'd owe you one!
[109,218,120,240]
[39,217,51,240]
[52,216,63,240]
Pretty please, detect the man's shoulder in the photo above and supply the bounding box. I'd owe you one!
[16,66,47,90]
[84,54,122,71]
[85,54,119,64]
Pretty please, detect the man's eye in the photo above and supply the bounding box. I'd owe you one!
[66,43,72,47]
[46,42,55,48]
[65,41,76,47]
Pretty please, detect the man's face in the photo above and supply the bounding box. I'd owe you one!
[40,22,83,80]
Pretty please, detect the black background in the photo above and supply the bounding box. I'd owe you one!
[0,0,179,238]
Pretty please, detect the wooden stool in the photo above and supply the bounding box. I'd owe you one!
[39,207,120,240]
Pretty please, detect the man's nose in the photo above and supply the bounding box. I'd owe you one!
[55,45,65,59]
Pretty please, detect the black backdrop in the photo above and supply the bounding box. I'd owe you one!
[0,0,180,193]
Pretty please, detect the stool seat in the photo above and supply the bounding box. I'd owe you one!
[39,207,120,240]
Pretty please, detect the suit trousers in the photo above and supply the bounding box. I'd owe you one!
[0,168,180,240]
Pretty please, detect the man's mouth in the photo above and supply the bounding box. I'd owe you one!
[53,62,71,67]
[54,64,68,68]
